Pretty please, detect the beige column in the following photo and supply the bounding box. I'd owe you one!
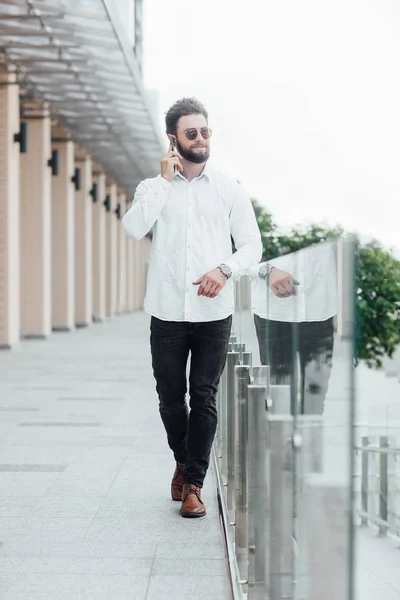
[74,152,93,327]
[116,191,126,314]
[0,67,20,348]
[51,127,75,331]
[92,170,106,321]
[105,181,117,318]
[20,101,51,338]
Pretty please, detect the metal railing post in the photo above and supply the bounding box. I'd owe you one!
[379,436,389,535]
[227,352,240,521]
[233,342,245,361]
[269,384,291,414]
[252,365,269,385]
[293,415,323,599]
[242,351,252,368]
[215,386,221,456]
[220,363,228,484]
[266,414,294,600]
[235,364,251,581]
[247,384,268,600]
[361,436,369,526]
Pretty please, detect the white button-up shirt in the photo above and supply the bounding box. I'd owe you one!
[247,242,339,322]
[122,165,262,322]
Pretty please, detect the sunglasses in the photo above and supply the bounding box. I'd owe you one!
[183,127,212,141]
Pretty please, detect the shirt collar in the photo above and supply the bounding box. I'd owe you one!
[174,162,211,182]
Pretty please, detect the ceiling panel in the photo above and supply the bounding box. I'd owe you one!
[0,0,163,192]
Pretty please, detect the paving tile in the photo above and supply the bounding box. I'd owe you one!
[0,537,157,559]
[43,476,115,497]
[0,408,40,412]
[0,556,153,575]
[0,506,35,518]
[30,496,104,519]
[0,447,129,465]
[0,464,67,472]
[367,567,400,593]
[0,497,40,510]
[355,568,400,600]
[17,422,102,427]
[0,573,24,595]
[0,473,60,496]
[58,397,126,401]
[0,573,149,599]
[146,575,230,600]
[155,542,226,560]
[96,496,179,519]
[152,558,227,577]
[0,518,25,540]
[83,514,225,546]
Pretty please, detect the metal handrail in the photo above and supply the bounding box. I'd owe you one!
[355,435,400,537]
[358,511,400,536]
[215,341,354,599]
[354,445,400,455]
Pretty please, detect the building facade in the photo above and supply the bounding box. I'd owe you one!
[0,0,160,349]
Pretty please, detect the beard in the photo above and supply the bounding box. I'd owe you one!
[176,140,210,164]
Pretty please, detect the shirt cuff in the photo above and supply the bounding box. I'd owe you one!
[223,258,241,277]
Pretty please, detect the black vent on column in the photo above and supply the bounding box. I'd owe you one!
[90,183,98,202]
[47,149,59,176]
[103,194,111,212]
[71,168,81,191]
[14,122,28,153]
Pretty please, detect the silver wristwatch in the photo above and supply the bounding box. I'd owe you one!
[218,264,232,279]
[258,263,275,280]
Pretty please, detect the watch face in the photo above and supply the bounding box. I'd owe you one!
[258,264,270,279]
[220,264,232,278]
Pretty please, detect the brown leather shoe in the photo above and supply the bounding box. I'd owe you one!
[180,484,206,518]
[171,464,184,501]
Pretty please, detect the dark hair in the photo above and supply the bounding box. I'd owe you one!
[165,97,208,135]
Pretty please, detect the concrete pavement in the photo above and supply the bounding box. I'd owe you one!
[0,311,230,600]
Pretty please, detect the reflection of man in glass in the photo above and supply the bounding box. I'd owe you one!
[249,242,338,414]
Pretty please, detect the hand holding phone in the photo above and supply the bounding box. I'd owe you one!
[160,137,183,182]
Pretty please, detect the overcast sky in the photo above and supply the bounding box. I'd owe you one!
[142,0,399,252]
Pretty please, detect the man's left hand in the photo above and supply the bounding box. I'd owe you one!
[193,268,227,298]
[269,268,297,298]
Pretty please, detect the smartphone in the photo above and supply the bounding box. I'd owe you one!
[170,136,176,153]
[170,136,177,172]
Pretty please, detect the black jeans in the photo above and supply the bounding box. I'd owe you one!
[150,315,232,488]
[254,315,334,415]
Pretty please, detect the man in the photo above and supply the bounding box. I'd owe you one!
[122,98,262,518]
[247,240,338,415]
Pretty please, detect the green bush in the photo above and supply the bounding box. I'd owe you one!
[355,243,400,368]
